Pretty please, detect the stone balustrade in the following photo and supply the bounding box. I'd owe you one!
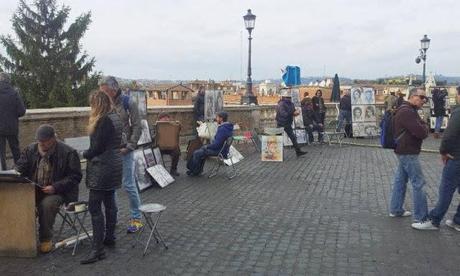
[17,103,391,150]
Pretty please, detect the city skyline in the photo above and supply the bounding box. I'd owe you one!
[1,0,459,81]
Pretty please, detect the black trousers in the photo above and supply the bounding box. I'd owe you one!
[161,147,180,171]
[88,189,117,251]
[0,134,21,170]
[278,124,300,152]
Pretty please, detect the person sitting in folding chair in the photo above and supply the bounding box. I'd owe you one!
[302,98,324,143]
[186,112,233,176]
[15,124,82,253]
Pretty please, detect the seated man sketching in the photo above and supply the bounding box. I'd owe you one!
[15,125,82,253]
[302,97,324,143]
[156,112,181,176]
[186,111,233,176]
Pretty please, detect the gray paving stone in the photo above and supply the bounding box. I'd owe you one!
[1,143,460,275]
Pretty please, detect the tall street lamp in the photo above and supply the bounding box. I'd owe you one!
[415,34,430,86]
[241,9,258,105]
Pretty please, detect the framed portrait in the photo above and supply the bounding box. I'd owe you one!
[352,105,365,122]
[153,147,163,166]
[295,129,307,144]
[430,116,449,130]
[137,119,152,145]
[205,90,224,120]
[361,87,375,105]
[261,135,283,162]
[146,165,175,188]
[351,87,363,105]
[133,149,153,192]
[143,148,156,167]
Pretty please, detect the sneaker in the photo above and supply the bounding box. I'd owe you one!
[127,219,144,233]
[445,220,460,232]
[39,240,53,253]
[389,211,412,217]
[411,220,439,230]
[170,170,180,177]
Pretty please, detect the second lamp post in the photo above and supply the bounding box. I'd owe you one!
[241,9,258,105]
[415,34,431,86]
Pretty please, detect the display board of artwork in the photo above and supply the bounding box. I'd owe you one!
[283,129,307,146]
[133,149,153,191]
[138,119,152,145]
[146,165,175,188]
[261,135,283,162]
[351,87,378,137]
[153,147,163,166]
[224,146,244,166]
[205,90,224,120]
[128,90,148,117]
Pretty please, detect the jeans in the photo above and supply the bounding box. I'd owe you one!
[337,110,352,132]
[429,159,460,226]
[187,146,220,175]
[36,194,64,242]
[0,134,21,170]
[88,190,117,250]
[122,151,142,220]
[434,116,444,133]
[390,154,429,222]
[278,124,301,152]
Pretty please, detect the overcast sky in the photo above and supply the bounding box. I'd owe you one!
[1,0,459,80]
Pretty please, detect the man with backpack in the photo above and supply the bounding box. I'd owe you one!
[99,76,144,234]
[389,88,432,228]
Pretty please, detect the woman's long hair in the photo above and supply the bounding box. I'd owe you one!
[87,90,113,134]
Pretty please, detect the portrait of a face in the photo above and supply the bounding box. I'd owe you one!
[352,106,363,122]
[364,105,376,121]
[261,136,283,162]
[137,119,152,145]
[362,88,375,104]
[351,88,363,105]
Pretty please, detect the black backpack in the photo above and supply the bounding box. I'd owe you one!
[380,110,405,149]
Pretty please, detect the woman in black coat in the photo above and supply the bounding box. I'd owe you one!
[81,90,123,264]
[312,89,327,124]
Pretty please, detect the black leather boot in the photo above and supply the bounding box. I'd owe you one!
[80,249,106,265]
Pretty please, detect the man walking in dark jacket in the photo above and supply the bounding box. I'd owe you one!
[193,87,205,122]
[187,112,233,176]
[420,86,460,231]
[0,72,26,170]
[336,89,352,135]
[276,90,307,157]
[432,88,448,138]
[389,88,432,228]
[16,125,82,253]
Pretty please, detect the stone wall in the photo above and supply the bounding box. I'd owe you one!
[16,103,391,150]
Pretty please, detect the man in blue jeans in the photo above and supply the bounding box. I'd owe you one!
[100,76,144,234]
[186,112,233,176]
[414,86,460,231]
[389,88,432,228]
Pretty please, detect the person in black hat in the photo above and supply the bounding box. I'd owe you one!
[186,111,233,176]
[15,124,82,253]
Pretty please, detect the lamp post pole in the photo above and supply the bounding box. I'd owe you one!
[241,9,257,105]
[416,34,430,87]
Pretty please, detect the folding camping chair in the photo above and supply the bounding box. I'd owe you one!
[208,136,237,179]
[56,202,92,256]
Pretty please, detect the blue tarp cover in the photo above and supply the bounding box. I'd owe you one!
[282,66,301,86]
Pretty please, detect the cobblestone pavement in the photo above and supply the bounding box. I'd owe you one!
[341,135,442,152]
[1,142,460,276]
